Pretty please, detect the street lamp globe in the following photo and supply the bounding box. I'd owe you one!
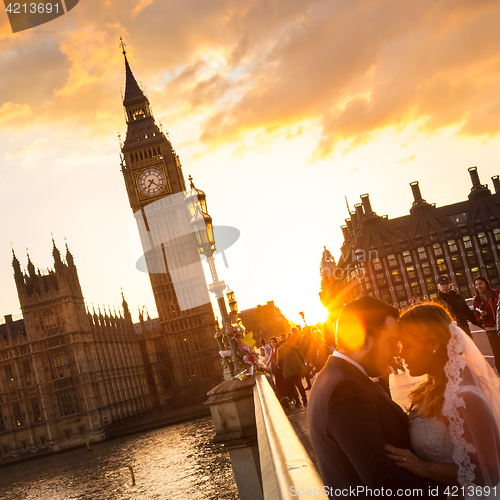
[226,288,238,313]
[190,208,215,258]
[185,175,208,216]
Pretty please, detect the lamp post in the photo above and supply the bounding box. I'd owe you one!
[185,176,243,380]
[226,287,239,324]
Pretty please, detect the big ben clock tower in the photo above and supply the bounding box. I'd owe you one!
[118,41,222,402]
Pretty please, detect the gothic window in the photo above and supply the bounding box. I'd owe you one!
[455,271,467,286]
[463,236,472,248]
[57,389,79,416]
[406,266,416,279]
[374,261,382,271]
[377,273,386,286]
[494,229,500,242]
[31,398,42,423]
[426,277,436,291]
[23,359,33,386]
[388,255,397,267]
[411,282,421,296]
[448,212,468,225]
[436,258,447,272]
[417,247,427,260]
[486,263,496,278]
[433,244,443,256]
[51,353,71,379]
[391,270,402,283]
[381,293,391,303]
[478,232,488,245]
[421,262,431,275]
[13,403,23,426]
[5,365,15,390]
[42,309,59,334]
[132,107,145,120]
[447,240,458,253]
[139,151,143,160]
[402,251,412,263]
[135,153,139,162]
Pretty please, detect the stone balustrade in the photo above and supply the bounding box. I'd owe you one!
[206,374,323,500]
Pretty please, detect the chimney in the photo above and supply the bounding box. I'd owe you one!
[354,203,364,220]
[345,218,353,233]
[4,315,12,341]
[341,226,349,239]
[360,194,373,214]
[468,166,481,189]
[492,175,500,194]
[410,181,425,204]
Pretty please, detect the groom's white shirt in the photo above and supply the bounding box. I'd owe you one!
[332,351,369,378]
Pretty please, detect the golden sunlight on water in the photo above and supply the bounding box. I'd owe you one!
[0,417,239,500]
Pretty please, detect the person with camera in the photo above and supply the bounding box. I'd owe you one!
[435,275,479,338]
[473,275,500,370]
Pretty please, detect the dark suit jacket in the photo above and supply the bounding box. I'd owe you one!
[308,356,444,499]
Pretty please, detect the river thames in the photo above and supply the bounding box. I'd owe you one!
[0,417,239,500]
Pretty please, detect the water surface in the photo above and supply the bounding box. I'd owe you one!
[0,417,239,500]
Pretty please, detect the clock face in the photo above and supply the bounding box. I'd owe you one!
[137,167,166,196]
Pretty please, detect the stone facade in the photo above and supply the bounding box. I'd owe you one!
[0,243,173,464]
[321,167,500,311]
[239,301,289,341]
[118,47,222,401]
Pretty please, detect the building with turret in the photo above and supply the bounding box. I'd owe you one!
[118,42,222,400]
[0,242,173,464]
[321,166,500,311]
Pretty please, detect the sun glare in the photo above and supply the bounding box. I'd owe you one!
[337,312,366,351]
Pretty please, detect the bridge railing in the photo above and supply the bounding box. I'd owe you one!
[253,375,323,499]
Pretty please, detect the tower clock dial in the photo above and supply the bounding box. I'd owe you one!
[137,167,166,196]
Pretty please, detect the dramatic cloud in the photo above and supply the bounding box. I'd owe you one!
[1,0,500,156]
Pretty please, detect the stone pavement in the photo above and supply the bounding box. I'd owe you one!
[286,329,497,471]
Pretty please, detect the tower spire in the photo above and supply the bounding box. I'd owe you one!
[121,37,145,105]
[65,238,74,266]
[26,248,36,277]
[52,234,62,264]
[12,245,22,276]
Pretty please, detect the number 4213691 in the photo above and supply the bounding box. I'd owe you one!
[6,3,59,14]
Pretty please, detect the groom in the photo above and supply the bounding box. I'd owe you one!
[308,296,444,499]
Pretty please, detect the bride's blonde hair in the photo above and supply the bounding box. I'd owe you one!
[399,304,452,421]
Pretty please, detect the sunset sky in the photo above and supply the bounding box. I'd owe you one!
[1,0,500,326]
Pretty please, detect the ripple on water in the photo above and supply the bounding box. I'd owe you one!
[0,417,239,500]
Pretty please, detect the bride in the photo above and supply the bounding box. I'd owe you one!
[384,304,500,498]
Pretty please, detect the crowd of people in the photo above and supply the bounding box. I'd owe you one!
[256,274,500,498]
[258,325,335,409]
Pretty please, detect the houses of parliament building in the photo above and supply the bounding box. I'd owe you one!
[320,166,500,312]
[0,46,222,464]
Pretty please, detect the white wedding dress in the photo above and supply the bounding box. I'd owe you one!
[409,416,455,465]
[407,321,500,500]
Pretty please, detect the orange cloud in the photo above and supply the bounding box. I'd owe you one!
[0,102,31,127]
[1,0,500,157]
